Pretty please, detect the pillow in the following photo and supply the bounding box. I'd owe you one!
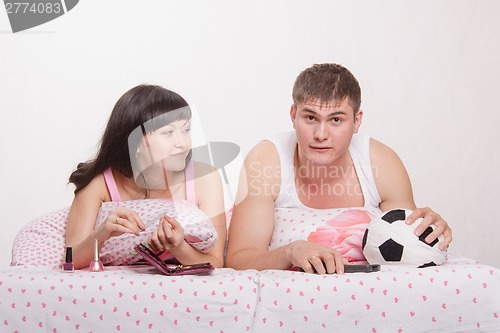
[11,199,218,268]
[270,207,380,263]
[11,207,70,268]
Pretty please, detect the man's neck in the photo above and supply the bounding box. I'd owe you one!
[294,148,354,185]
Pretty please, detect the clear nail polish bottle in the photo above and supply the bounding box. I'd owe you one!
[89,239,104,272]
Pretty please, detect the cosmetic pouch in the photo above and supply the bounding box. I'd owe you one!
[134,243,214,275]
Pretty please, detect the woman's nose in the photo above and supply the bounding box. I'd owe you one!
[174,130,189,148]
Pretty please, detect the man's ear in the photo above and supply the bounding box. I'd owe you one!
[290,104,297,129]
[354,110,363,133]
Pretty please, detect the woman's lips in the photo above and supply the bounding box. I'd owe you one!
[170,151,188,157]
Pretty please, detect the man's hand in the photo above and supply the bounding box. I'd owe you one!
[405,207,452,251]
[286,240,346,274]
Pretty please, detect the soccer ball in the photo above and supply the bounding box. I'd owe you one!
[362,209,447,267]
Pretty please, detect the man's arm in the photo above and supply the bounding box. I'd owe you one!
[370,138,452,250]
[226,141,344,274]
[226,141,292,270]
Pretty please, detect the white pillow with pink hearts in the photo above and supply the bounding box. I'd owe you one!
[11,199,218,268]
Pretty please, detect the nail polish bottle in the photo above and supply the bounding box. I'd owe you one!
[89,239,104,272]
[62,247,74,272]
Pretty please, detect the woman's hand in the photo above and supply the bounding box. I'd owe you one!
[405,207,452,251]
[286,240,346,274]
[148,216,185,253]
[93,206,146,242]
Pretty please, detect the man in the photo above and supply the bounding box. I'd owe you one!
[226,63,452,274]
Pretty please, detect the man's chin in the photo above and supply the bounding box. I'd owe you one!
[303,157,336,167]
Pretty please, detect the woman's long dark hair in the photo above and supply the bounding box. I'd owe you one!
[69,84,190,193]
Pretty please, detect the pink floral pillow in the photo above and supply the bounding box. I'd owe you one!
[11,199,218,268]
[270,207,380,263]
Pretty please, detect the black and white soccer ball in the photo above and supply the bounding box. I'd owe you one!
[362,209,447,267]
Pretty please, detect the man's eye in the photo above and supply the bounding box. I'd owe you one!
[306,116,315,121]
[332,117,341,123]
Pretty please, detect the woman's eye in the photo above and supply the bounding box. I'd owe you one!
[162,131,173,136]
[183,127,191,133]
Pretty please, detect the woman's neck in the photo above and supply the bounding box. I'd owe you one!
[115,172,151,200]
[125,172,186,201]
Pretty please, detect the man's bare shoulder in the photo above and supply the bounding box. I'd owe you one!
[369,138,404,169]
[369,137,414,209]
[237,140,281,202]
[244,140,281,170]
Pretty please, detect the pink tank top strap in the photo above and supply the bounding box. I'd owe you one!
[185,160,196,205]
[103,167,122,202]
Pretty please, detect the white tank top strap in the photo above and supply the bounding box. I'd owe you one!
[348,134,382,209]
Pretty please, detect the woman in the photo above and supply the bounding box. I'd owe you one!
[66,84,226,269]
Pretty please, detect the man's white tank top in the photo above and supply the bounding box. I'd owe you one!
[265,131,382,210]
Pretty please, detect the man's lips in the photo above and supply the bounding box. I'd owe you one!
[310,146,332,151]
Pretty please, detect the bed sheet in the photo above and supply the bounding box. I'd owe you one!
[1,255,499,333]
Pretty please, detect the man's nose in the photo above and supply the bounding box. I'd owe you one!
[314,123,328,141]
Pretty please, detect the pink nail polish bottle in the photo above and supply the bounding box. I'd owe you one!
[89,239,104,272]
[62,247,74,272]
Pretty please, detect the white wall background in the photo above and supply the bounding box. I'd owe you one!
[1,0,499,268]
